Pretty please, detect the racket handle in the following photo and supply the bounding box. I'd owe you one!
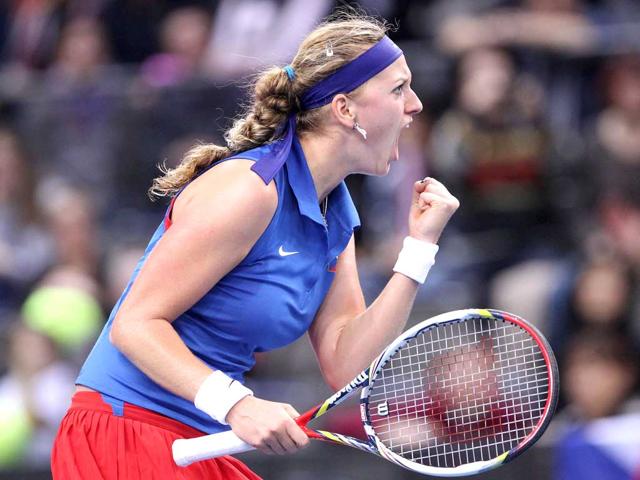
[172,430,254,467]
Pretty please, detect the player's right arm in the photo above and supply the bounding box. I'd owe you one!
[109,159,307,454]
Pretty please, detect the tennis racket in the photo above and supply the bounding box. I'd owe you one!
[173,308,558,477]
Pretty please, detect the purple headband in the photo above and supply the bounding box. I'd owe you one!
[251,35,404,183]
[301,36,403,110]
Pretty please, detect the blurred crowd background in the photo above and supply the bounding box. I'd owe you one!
[1,0,640,479]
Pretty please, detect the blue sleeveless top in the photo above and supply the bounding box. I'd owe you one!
[76,136,360,434]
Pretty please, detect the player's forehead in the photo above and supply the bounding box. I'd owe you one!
[372,55,411,84]
[354,55,410,98]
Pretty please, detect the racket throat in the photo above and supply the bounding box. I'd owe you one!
[307,428,378,455]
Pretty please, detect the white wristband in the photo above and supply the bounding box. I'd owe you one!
[393,236,439,284]
[194,371,253,425]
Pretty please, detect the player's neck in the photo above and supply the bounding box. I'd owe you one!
[298,132,352,201]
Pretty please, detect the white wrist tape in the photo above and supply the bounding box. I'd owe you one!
[194,371,253,425]
[393,236,439,284]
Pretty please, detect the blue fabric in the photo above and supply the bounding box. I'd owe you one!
[100,393,124,417]
[554,425,631,480]
[76,135,360,434]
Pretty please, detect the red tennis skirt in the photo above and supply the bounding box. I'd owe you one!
[51,391,262,480]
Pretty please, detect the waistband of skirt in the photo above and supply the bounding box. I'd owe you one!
[69,391,206,438]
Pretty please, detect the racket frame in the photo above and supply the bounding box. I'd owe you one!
[357,308,559,476]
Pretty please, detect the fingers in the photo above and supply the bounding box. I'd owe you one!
[408,177,460,244]
[265,404,308,455]
[286,417,310,450]
[227,397,309,456]
[417,191,443,210]
[283,404,300,419]
[414,178,459,210]
[265,420,310,455]
[282,404,310,448]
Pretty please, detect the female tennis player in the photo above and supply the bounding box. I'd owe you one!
[51,12,459,479]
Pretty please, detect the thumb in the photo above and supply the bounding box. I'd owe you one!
[283,404,300,419]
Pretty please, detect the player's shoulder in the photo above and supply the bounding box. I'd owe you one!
[174,158,278,223]
[191,158,276,200]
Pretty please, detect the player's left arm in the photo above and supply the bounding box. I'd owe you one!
[309,178,459,390]
[308,236,421,390]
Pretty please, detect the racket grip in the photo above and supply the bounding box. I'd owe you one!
[172,430,255,467]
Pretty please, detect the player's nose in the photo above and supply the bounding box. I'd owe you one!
[405,87,422,115]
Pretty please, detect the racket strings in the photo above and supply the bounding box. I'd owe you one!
[367,317,549,468]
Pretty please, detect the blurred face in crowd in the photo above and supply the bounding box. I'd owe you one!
[161,6,211,66]
[9,325,58,378]
[564,342,636,419]
[601,199,640,267]
[606,59,640,117]
[43,188,100,274]
[458,48,514,117]
[56,17,109,77]
[573,261,630,326]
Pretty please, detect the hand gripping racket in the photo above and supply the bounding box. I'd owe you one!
[173,309,558,477]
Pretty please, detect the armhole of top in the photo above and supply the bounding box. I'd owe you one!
[162,154,272,231]
[163,195,179,230]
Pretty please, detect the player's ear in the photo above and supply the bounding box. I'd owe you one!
[330,93,356,129]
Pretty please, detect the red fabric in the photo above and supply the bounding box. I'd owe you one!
[51,391,261,480]
[164,196,178,229]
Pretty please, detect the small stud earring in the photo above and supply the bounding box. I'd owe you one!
[353,122,367,140]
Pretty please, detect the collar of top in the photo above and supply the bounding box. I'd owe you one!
[286,135,360,233]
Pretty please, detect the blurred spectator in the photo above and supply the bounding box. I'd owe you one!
[598,188,640,275]
[0,0,68,71]
[139,5,212,88]
[430,47,563,303]
[0,126,53,315]
[99,1,215,64]
[553,330,640,480]
[561,331,638,420]
[38,184,103,278]
[21,16,128,215]
[0,322,76,469]
[436,0,640,135]
[438,0,599,57]
[202,0,333,78]
[583,55,640,212]
[547,250,638,355]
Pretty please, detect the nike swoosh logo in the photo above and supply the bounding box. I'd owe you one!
[278,246,299,257]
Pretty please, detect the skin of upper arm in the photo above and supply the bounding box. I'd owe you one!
[111,160,278,339]
[307,235,366,385]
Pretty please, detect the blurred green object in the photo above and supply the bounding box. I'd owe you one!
[21,286,102,350]
[0,405,31,467]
